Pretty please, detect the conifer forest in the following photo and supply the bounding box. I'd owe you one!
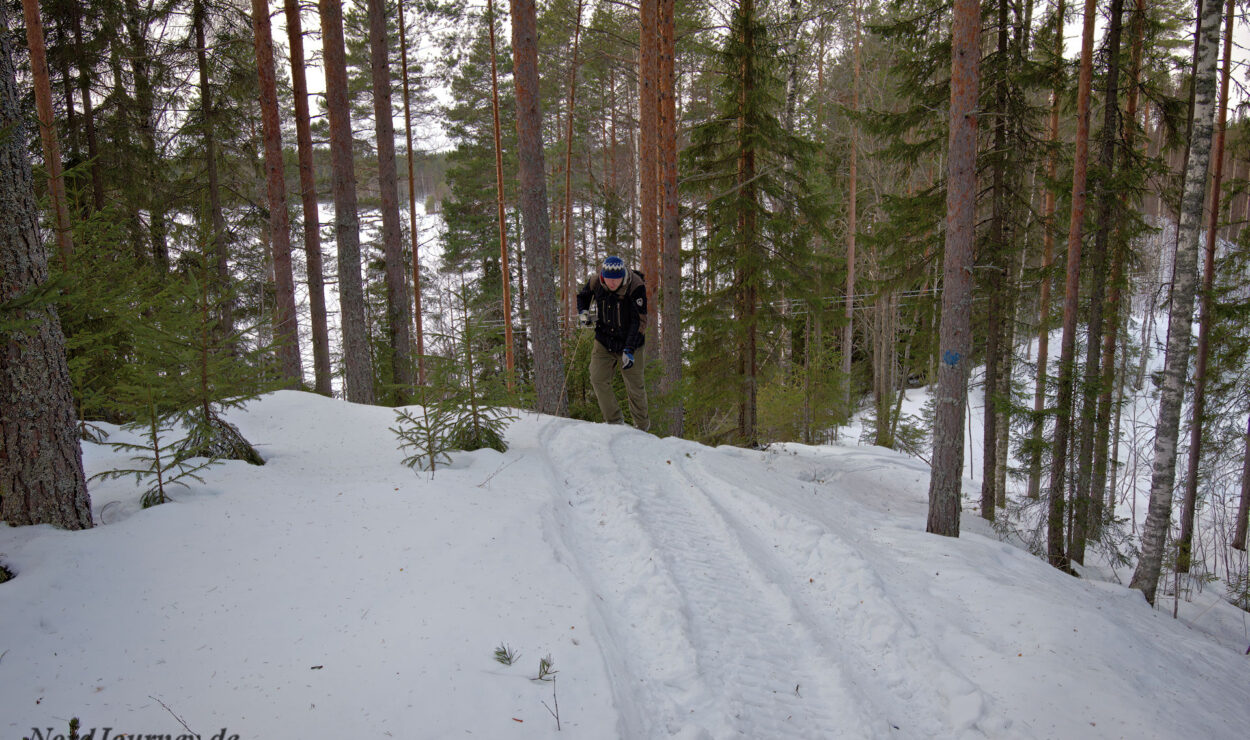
[3,0,1250,612]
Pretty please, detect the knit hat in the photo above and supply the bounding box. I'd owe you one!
[600,255,626,279]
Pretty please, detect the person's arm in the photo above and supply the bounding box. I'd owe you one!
[623,282,647,352]
[575,275,597,313]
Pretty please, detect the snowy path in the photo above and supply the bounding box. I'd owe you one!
[535,419,991,738]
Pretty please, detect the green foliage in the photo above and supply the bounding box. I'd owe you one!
[493,643,520,666]
[392,403,456,473]
[681,0,833,446]
[90,389,221,508]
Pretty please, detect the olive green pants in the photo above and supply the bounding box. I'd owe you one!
[589,340,649,431]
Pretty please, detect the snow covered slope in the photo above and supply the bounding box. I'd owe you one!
[2,391,1247,738]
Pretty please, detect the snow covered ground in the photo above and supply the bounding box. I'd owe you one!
[2,391,1248,739]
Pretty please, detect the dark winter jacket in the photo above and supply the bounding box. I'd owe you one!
[576,269,647,354]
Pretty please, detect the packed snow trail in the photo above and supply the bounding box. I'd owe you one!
[535,417,994,738]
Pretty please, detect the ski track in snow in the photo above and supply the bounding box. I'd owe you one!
[534,418,997,738]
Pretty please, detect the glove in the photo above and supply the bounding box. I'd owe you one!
[578,310,594,328]
[621,349,635,370]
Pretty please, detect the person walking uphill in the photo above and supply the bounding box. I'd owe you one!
[576,256,650,431]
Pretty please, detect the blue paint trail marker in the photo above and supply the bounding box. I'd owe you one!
[943,350,961,367]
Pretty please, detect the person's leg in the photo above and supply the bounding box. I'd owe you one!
[589,340,624,424]
[621,344,650,431]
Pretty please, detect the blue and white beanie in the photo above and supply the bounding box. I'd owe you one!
[600,255,626,280]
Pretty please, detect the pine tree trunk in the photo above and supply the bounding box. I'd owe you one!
[396,0,425,387]
[926,0,981,537]
[981,0,1011,522]
[69,5,104,213]
[1027,0,1065,502]
[1070,0,1124,566]
[21,0,73,268]
[0,4,91,529]
[196,0,236,347]
[1046,0,1098,571]
[283,0,333,396]
[658,0,681,437]
[1130,0,1224,605]
[510,0,568,417]
[639,0,659,314]
[843,0,860,423]
[1177,0,1234,574]
[367,0,414,401]
[319,0,373,403]
[561,0,585,335]
[1232,413,1249,551]
[251,0,302,387]
[486,0,513,390]
[1093,0,1145,531]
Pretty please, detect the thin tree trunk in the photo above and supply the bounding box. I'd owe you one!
[1093,0,1145,530]
[659,0,681,436]
[196,0,237,347]
[70,6,104,213]
[252,0,303,386]
[396,0,426,386]
[1028,0,1065,502]
[844,0,860,422]
[1070,0,1124,566]
[367,0,414,401]
[1232,413,1250,550]
[21,0,73,268]
[736,0,759,447]
[981,0,1011,522]
[1046,0,1098,571]
[926,0,981,537]
[1130,0,1223,605]
[284,0,332,395]
[561,0,585,335]
[1177,0,1234,574]
[639,0,659,312]
[510,0,568,417]
[486,0,513,390]
[0,2,91,529]
[320,0,373,403]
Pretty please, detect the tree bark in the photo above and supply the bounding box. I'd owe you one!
[658,0,681,437]
[639,0,660,314]
[1070,0,1124,566]
[561,0,585,335]
[1233,413,1250,551]
[367,0,414,400]
[486,0,513,390]
[981,0,1011,522]
[926,0,981,537]
[0,3,92,529]
[1177,0,1234,574]
[195,0,236,348]
[1093,0,1146,529]
[1130,0,1224,605]
[251,0,303,387]
[1028,0,1065,502]
[1046,0,1098,571]
[510,0,568,417]
[283,0,332,396]
[70,6,104,213]
[21,0,74,268]
[396,0,426,387]
[320,0,373,403]
[844,0,860,423]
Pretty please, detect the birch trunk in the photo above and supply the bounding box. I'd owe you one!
[1177,0,1234,574]
[1130,0,1224,605]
